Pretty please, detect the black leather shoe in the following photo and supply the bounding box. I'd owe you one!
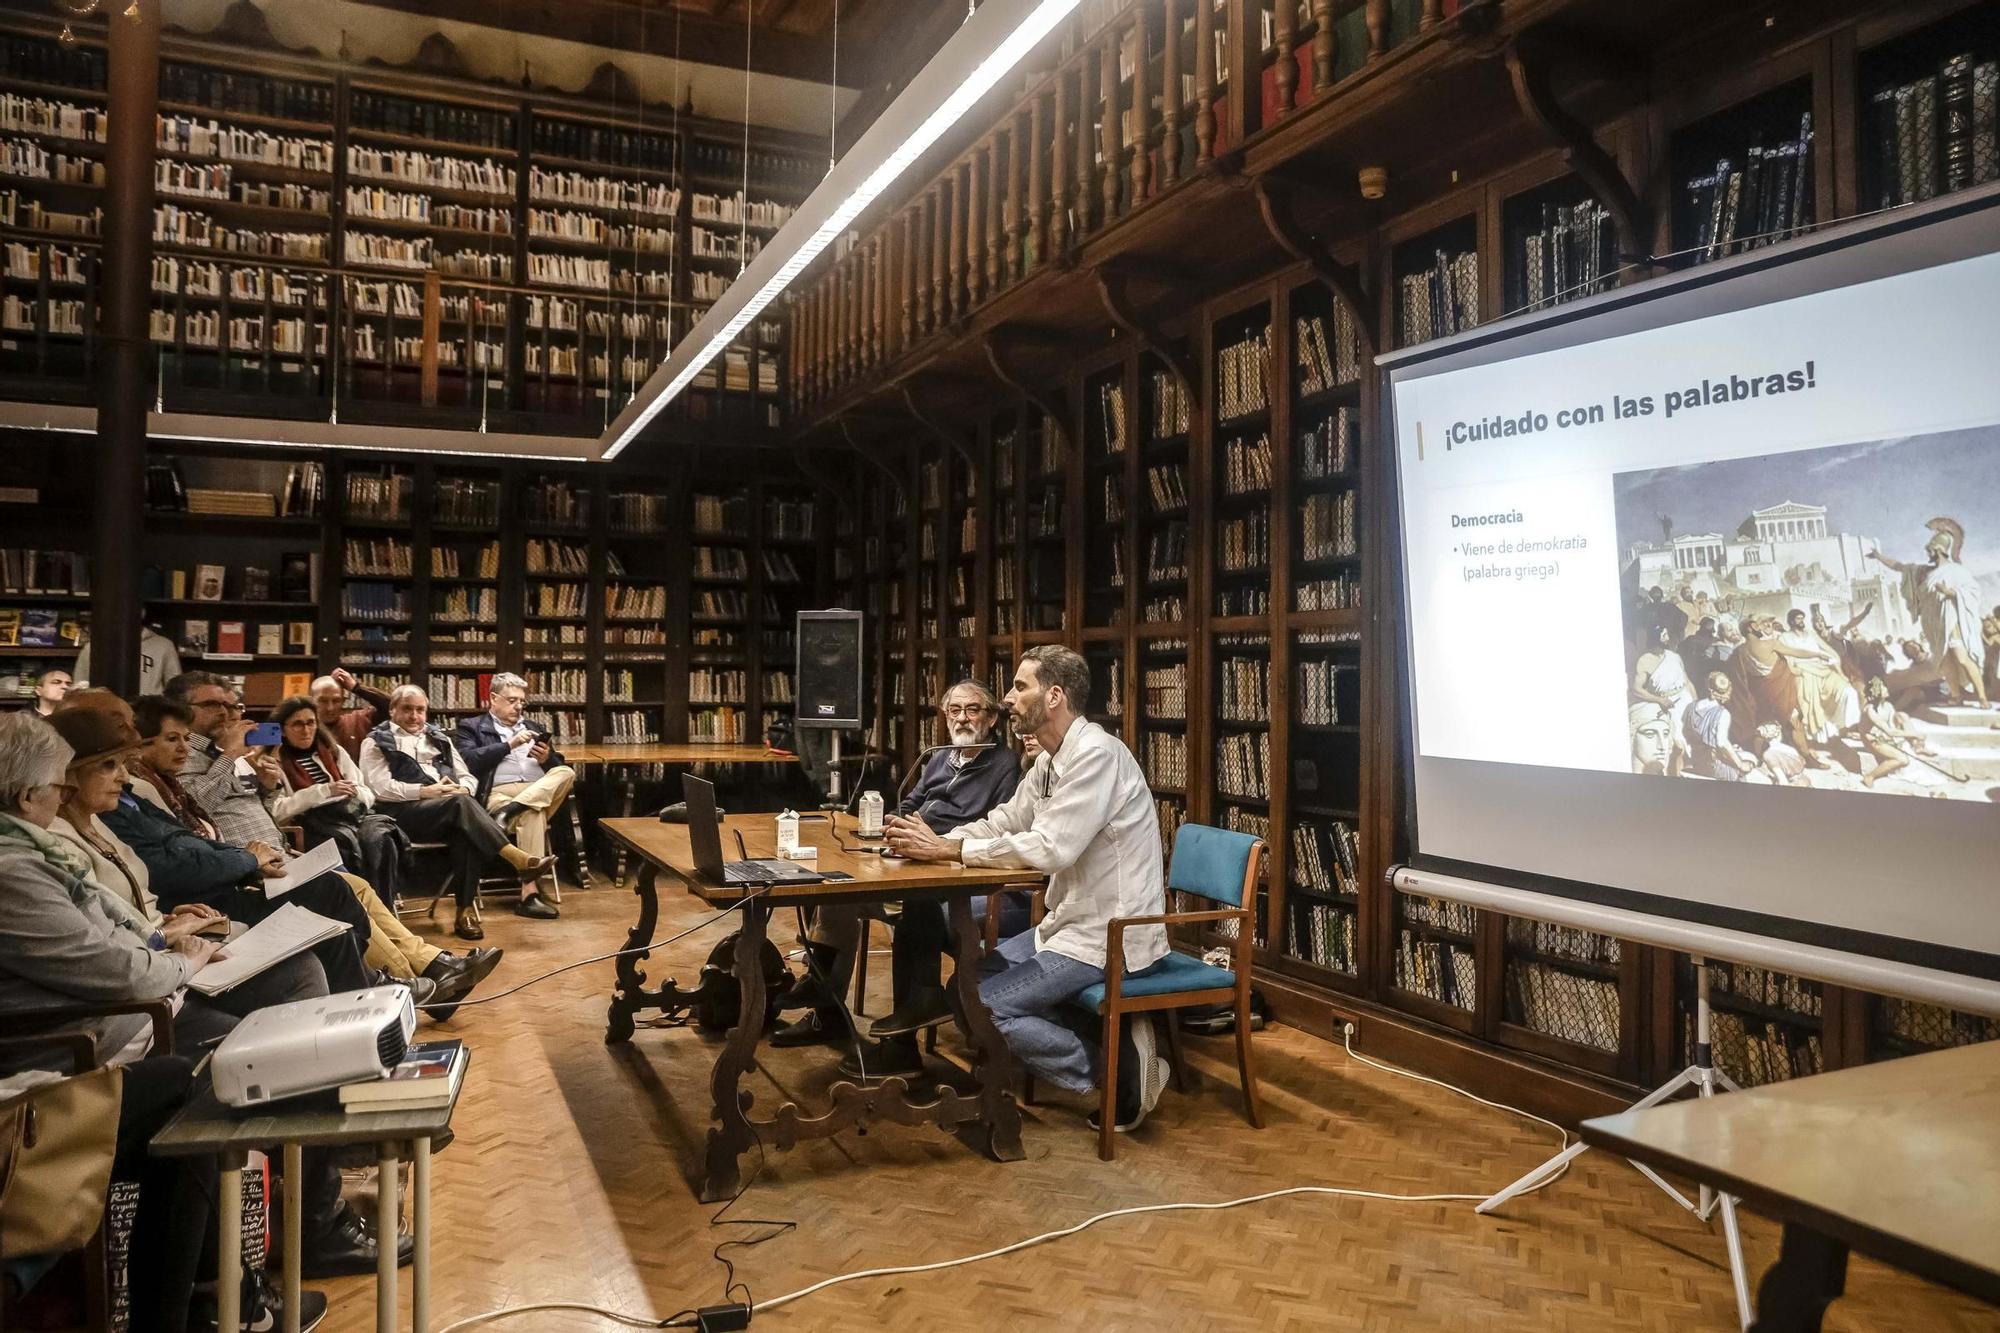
[835,1035,924,1082]
[454,907,484,941]
[196,1270,326,1332]
[423,946,503,994]
[869,985,953,1038]
[513,853,559,885]
[515,893,559,920]
[770,1008,846,1048]
[776,974,829,1014]
[300,1203,414,1279]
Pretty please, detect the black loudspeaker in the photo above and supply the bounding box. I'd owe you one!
[795,609,864,728]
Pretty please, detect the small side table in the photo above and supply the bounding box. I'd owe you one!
[151,1065,466,1333]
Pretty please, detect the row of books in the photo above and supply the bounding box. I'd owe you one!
[1214,586,1269,617]
[1683,113,1815,265]
[0,190,99,236]
[1141,730,1187,789]
[1507,963,1620,1052]
[1404,893,1477,936]
[1145,462,1189,512]
[1142,592,1187,624]
[1299,408,1357,480]
[1300,489,1358,562]
[176,618,312,658]
[766,497,817,541]
[528,168,679,215]
[0,95,106,142]
[689,667,747,703]
[343,537,411,577]
[1295,659,1347,727]
[693,546,750,580]
[425,673,490,710]
[2,136,101,185]
[687,706,745,744]
[1698,1012,1823,1088]
[1148,368,1192,440]
[1710,962,1823,1018]
[1215,731,1271,800]
[1215,328,1272,422]
[169,62,332,123]
[518,667,586,703]
[1221,432,1274,495]
[762,551,803,583]
[1154,796,1186,870]
[352,90,512,150]
[1095,378,1129,456]
[155,117,332,172]
[1507,919,1621,966]
[690,192,797,230]
[1868,55,2000,211]
[1145,521,1189,583]
[761,670,794,704]
[1515,199,1617,313]
[1296,574,1362,612]
[0,607,82,648]
[346,469,413,522]
[341,583,409,622]
[525,583,586,618]
[605,584,666,619]
[5,241,90,284]
[1288,900,1357,973]
[1292,818,1360,897]
[694,590,748,620]
[0,547,86,595]
[524,479,590,529]
[532,117,674,172]
[1398,247,1479,346]
[149,258,320,306]
[433,479,500,528]
[151,206,327,259]
[1216,654,1269,722]
[608,491,671,534]
[431,586,496,624]
[1396,933,1477,1009]
[1876,999,2000,1051]
[523,539,589,575]
[527,253,608,290]
[432,543,498,580]
[347,145,514,197]
[1216,507,1269,574]
[1295,303,1363,396]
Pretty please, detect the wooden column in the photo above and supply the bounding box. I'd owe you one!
[1421,0,1442,28]
[1161,0,1182,187]
[1006,113,1028,282]
[931,186,949,329]
[1100,37,1121,221]
[966,151,986,308]
[1075,60,1096,236]
[898,212,914,352]
[819,276,833,399]
[851,251,865,374]
[1312,0,1336,95]
[1130,6,1151,203]
[989,135,1007,292]
[1274,0,1298,116]
[1227,0,1262,145]
[92,0,162,695]
[1051,72,1072,253]
[876,234,890,365]
[1367,0,1389,59]
[1195,0,1216,166]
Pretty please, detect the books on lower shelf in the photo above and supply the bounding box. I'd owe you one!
[1693,1010,1822,1088]
[1395,930,1477,1009]
[0,547,87,595]
[339,1039,466,1111]
[1683,113,1815,264]
[1288,899,1356,973]
[1294,302,1362,394]
[1868,54,2000,210]
[1507,962,1619,1052]
[1290,818,1358,897]
[1398,246,1478,345]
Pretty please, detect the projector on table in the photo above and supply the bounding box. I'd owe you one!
[212,987,416,1108]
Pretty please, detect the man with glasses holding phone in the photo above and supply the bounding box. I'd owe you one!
[771,681,1022,1059]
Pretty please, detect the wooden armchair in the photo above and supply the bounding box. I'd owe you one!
[1079,825,1266,1161]
[1,1000,174,1333]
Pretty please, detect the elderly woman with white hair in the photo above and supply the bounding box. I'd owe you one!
[358,683,555,942]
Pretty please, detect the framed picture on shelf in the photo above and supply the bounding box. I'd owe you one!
[194,564,226,601]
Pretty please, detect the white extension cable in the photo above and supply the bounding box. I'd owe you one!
[435,1024,1574,1332]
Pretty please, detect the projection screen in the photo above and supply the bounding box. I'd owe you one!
[1384,185,2000,986]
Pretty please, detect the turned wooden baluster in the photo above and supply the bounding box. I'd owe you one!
[1367,0,1388,59]
[1074,59,1096,236]
[1161,0,1181,187]
[1312,0,1335,95]
[931,186,948,330]
[1028,92,1049,269]
[1050,73,1071,253]
[804,285,819,402]
[1007,112,1028,282]
[1130,5,1151,202]
[833,260,849,384]
[966,152,986,308]
[948,169,967,319]
[1195,0,1216,165]
[1274,0,1298,116]
[819,277,834,400]
[1421,0,1442,29]
[898,211,914,351]
[988,134,1006,292]
[879,232,893,363]
[865,237,880,370]
[1100,37,1121,221]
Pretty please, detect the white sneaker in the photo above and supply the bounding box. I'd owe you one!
[1092,1017,1171,1134]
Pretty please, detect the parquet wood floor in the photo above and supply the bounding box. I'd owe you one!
[315,886,2000,1331]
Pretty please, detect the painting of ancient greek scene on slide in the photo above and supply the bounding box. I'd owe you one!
[1612,425,2000,803]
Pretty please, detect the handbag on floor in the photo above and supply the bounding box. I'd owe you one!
[0,1065,124,1259]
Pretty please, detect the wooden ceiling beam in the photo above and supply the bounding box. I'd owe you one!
[341,0,859,87]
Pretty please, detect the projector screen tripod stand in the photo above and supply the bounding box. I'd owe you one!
[1477,958,1754,1329]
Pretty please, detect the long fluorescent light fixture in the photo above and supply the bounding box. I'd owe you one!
[602,0,1081,459]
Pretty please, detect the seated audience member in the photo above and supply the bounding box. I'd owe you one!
[886,647,1171,1133]
[0,712,399,1292]
[453,671,580,893]
[31,667,71,717]
[776,682,1023,1067]
[119,695,495,1010]
[360,685,556,942]
[270,693,410,906]
[313,666,392,762]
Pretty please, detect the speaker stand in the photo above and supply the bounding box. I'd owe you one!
[1475,957,1754,1329]
[823,728,845,811]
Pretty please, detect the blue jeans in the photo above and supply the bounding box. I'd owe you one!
[978,930,1105,1094]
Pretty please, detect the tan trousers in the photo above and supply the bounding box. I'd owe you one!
[487,765,576,861]
[339,870,444,977]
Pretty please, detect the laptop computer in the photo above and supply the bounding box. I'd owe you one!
[682,774,825,886]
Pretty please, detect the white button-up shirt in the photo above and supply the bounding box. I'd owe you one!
[944,718,1166,972]
[492,717,545,787]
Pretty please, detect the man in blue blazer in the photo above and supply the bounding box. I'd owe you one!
[453,673,580,895]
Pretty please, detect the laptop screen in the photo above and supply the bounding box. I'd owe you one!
[682,774,726,881]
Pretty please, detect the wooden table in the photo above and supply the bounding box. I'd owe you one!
[1581,1040,2000,1332]
[152,1067,466,1333]
[599,812,1037,1202]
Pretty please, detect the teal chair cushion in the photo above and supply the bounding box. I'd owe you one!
[1167,824,1258,907]
[1077,951,1236,1010]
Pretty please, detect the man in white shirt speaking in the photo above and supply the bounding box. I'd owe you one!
[885,645,1170,1134]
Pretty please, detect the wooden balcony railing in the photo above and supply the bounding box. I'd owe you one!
[788,0,1447,417]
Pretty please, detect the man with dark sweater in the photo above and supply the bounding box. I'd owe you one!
[772,681,1022,1072]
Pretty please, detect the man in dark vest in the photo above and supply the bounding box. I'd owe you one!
[358,684,556,942]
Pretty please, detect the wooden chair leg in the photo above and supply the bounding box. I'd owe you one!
[1021,1072,1036,1106]
[1098,1005,1121,1162]
[1163,1014,1195,1093]
[852,917,871,1017]
[923,1024,938,1054]
[1233,995,1263,1129]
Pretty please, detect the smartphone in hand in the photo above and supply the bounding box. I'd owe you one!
[243,721,284,747]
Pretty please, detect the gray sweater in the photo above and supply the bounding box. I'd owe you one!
[0,842,192,1068]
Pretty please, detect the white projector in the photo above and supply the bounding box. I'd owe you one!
[212,987,416,1108]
